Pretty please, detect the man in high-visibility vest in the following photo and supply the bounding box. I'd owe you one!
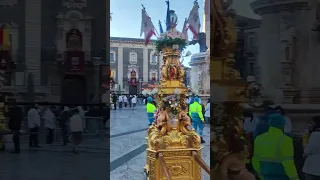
[252,113,299,180]
[146,97,156,126]
[189,97,205,143]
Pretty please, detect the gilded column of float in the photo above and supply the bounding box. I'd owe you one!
[211,0,249,173]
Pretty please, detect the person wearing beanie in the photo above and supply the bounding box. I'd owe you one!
[303,116,320,179]
[252,113,299,180]
[188,97,205,143]
[146,97,156,126]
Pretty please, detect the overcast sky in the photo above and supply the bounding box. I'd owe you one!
[232,0,261,19]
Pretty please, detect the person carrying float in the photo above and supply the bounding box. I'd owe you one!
[189,97,205,143]
[146,97,156,126]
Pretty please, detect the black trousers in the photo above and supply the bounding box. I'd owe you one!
[12,130,20,152]
[61,126,68,145]
[113,102,117,110]
[46,128,54,144]
[119,102,122,108]
[29,126,39,146]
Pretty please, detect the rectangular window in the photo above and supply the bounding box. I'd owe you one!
[151,55,156,63]
[110,52,115,63]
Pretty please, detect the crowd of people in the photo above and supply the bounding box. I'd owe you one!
[2,101,108,154]
[224,105,320,180]
[111,94,140,110]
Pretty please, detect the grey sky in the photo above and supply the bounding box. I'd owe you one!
[232,0,261,19]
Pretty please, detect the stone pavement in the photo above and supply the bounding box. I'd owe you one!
[0,138,109,180]
[110,105,210,180]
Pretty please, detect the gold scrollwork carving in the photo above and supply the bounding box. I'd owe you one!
[168,164,188,176]
[162,151,191,157]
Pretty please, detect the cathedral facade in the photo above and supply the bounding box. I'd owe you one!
[0,0,106,104]
[110,37,160,95]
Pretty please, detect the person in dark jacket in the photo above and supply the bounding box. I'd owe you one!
[8,100,23,153]
[112,93,117,110]
[59,106,71,146]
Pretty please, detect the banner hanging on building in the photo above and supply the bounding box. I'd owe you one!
[65,51,84,74]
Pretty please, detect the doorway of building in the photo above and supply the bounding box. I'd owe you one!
[61,75,86,105]
[129,85,137,95]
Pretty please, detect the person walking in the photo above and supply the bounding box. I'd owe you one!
[118,95,123,108]
[189,97,205,143]
[254,106,275,139]
[132,95,137,109]
[43,106,56,144]
[27,104,41,148]
[112,93,117,110]
[243,109,259,144]
[69,108,83,154]
[128,95,132,108]
[7,100,22,153]
[123,95,128,107]
[146,97,157,126]
[274,105,292,136]
[303,116,320,180]
[59,106,70,146]
[252,113,299,180]
[204,99,210,124]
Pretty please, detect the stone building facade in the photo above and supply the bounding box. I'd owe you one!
[235,15,260,79]
[0,0,106,104]
[110,37,160,94]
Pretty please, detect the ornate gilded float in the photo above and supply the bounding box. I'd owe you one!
[143,2,210,179]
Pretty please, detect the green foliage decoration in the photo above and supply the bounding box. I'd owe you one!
[155,35,187,52]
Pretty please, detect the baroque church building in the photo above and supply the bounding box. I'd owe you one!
[0,0,106,104]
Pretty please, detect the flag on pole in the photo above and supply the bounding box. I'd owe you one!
[140,8,156,45]
[159,20,164,34]
[182,18,188,40]
[165,0,171,31]
[187,2,201,40]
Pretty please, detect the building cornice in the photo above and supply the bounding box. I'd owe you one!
[110,40,155,46]
[251,0,309,15]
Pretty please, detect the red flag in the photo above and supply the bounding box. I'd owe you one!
[182,18,189,40]
[187,2,201,40]
[140,8,155,45]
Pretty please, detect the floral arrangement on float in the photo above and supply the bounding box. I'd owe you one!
[155,34,188,53]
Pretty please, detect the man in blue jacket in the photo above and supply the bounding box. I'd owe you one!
[254,106,276,139]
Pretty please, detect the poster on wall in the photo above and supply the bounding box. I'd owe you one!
[65,51,84,74]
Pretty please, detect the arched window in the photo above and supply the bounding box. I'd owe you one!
[66,29,82,50]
